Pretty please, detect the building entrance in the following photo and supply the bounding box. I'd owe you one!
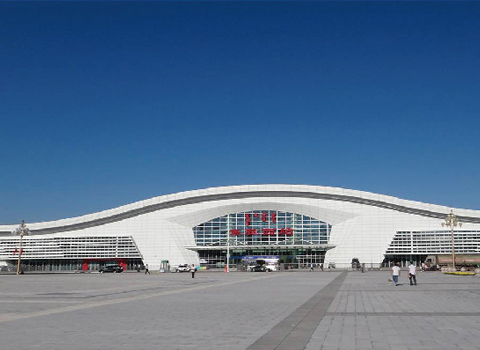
[198,248,326,270]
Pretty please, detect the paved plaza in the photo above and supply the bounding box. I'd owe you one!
[1,270,480,350]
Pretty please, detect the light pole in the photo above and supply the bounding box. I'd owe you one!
[225,236,236,273]
[226,237,230,273]
[442,210,462,271]
[12,220,30,275]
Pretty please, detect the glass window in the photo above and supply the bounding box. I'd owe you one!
[193,210,331,246]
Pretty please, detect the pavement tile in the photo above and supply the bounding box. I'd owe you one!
[1,270,480,350]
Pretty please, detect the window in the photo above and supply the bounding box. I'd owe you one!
[193,210,331,247]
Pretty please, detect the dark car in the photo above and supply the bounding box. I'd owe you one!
[99,265,124,273]
[252,265,266,272]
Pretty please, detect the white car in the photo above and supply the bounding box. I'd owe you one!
[265,263,277,272]
[176,264,191,272]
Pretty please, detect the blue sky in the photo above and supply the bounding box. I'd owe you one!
[1,1,479,224]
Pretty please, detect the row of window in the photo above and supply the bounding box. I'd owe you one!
[0,236,142,259]
[387,230,480,254]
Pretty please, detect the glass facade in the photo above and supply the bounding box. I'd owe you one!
[2,258,145,272]
[193,210,331,247]
[192,210,332,268]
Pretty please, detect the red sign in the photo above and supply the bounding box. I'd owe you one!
[12,248,24,255]
[245,212,277,226]
[279,228,294,236]
[245,213,251,226]
[230,228,293,236]
[229,212,292,237]
[245,228,258,236]
[230,229,241,236]
[262,228,276,236]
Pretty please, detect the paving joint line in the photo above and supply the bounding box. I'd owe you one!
[246,271,347,350]
[325,311,480,316]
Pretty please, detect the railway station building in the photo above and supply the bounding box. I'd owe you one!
[1,185,480,271]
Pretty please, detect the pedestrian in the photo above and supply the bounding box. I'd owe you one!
[361,263,365,273]
[310,263,314,271]
[391,263,400,286]
[320,263,324,271]
[421,262,426,272]
[191,264,196,278]
[408,261,417,286]
[145,264,150,275]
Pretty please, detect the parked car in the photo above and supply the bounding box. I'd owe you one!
[264,263,277,272]
[99,265,124,273]
[176,264,191,272]
[256,258,278,272]
[252,265,267,272]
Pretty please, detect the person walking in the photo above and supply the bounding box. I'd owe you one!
[145,264,150,275]
[191,264,196,278]
[310,263,314,271]
[391,263,400,286]
[408,261,417,285]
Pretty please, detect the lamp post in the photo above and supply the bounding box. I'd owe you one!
[441,210,462,271]
[12,220,30,275]
[224,236,237,273]
[226,237,230,273]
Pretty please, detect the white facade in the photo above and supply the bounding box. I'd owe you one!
[1,184,480,269]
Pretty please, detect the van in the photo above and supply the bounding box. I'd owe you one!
[257,258,279,272]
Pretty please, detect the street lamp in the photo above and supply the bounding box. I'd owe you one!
[225,236,237,273]
[441,210,462,271]
[226,237,230,273]
[12,220,30,275]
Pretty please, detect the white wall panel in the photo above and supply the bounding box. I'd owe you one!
[2,185,480,270]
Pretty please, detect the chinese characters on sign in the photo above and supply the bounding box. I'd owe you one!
[230,229,241,236]
[229,227,293,236]
[229,212,293,236]
[245,212,276,226]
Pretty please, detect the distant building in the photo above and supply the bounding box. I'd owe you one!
[1,185,480,271]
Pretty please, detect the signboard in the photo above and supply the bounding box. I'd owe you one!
[230,212,293,236]
[230,228,293,236]
[241,255,280,262]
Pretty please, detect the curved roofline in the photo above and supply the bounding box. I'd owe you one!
[2,184,480,235]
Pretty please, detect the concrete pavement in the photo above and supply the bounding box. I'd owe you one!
[0,270,479,350]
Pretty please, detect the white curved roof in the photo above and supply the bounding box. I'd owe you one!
[2,184,480,234]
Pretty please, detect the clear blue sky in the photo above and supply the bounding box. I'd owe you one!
[1,1,479,224]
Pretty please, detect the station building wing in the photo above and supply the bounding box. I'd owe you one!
[1,185,480,271]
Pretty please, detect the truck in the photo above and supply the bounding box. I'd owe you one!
[425,255,480,269]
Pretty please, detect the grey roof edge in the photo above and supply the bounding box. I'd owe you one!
[1,190,480,236]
